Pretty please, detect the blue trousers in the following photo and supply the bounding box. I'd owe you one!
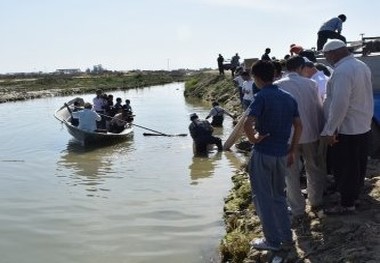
[249,150,292,247]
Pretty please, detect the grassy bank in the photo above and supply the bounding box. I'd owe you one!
[0,70,187,103]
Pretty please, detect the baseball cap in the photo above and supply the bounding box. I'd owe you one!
[303,57,315,67]
[189,113,198,120]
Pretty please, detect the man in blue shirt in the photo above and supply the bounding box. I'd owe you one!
[243,60,302,251]
[317,14,347,51]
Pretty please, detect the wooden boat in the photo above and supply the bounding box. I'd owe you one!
[54,97,133,146]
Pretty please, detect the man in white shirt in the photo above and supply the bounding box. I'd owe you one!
[241,71,255,110]
[275,55,325,218]
[72,102,102,132]
[321,39,373,214]
[301,58,330,101]
[92,89,107,129]
[233,67,245,106]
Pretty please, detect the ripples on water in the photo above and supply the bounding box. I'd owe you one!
[0,83,245,263]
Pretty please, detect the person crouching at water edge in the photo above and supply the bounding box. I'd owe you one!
[188,113,223,156]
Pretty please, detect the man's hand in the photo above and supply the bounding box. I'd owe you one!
[287,151,295,167]
[252,132,270,144]
[321,135,338,146]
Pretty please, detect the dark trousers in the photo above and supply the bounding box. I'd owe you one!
[218,64,224,75]
[211,116,224,127]
[194,136,222,155]
[96,111,106,129]
[317,31,347,50]
[331,132,370,207]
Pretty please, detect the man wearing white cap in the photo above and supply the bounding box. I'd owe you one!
[321,39,373,214]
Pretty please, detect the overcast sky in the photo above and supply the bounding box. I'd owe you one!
[1,0,379,73]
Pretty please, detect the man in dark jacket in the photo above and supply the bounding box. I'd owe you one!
[188,113,223,155]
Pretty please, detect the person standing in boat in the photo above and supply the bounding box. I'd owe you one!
[92,89,107,129]
[72,102,101,132]
[189,113,223,155]
[205,101,235,127]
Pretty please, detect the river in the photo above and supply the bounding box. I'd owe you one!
[0,82,245,263]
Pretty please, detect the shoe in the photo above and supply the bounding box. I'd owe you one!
[250,238,280,251]
[291,214,306,228]
[310,204,324,212]
[324,205,356,215]
[279,240,294,251]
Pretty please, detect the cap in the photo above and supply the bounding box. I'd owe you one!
[189,113,198,120]
[303,57,315,67]
[322,39,346,52]
[290,45,303,54]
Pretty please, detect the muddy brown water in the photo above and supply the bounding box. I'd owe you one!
[0,83,245,263]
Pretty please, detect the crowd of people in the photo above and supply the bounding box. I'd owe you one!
[69,89,134,133]
[207,20,374,254]
[241,39,373,254]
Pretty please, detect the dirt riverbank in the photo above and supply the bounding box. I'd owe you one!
[184,72,380,263]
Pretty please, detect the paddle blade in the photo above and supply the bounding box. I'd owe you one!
[143,133,187,137]
[143,133,166,136]
[175,134,188,137]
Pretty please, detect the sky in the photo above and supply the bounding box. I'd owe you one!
[1,0,379,73]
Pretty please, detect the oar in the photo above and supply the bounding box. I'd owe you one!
[132,123,187,137]
[142,132,188,137]
[99,113,187,137]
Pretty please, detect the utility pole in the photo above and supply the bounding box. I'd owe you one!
[167,58,170,71]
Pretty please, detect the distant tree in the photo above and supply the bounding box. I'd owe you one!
[92,64,104,74]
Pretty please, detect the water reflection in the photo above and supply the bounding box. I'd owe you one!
[56,139,135,196]
[188,152,223,184]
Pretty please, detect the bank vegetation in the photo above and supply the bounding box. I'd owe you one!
[0,70,189,103]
